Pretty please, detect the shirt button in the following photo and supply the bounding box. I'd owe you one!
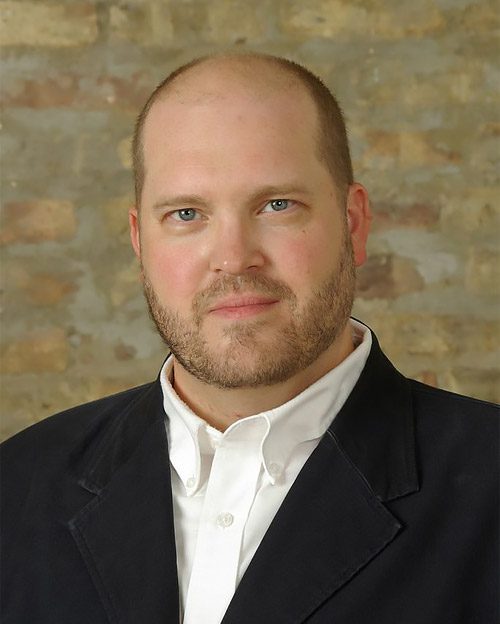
[186,477,196,489]
[216,512,234,528]
[268,462,282,478]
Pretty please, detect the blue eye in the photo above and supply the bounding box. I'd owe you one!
[263,199,290,212]
[173,208,198,221]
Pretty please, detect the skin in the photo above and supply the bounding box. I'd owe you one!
[129,58,371,431]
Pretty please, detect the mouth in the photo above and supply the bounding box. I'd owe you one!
[208,295,279,319]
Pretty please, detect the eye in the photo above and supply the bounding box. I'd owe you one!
[169,208,199,222]
[261,199,292,213]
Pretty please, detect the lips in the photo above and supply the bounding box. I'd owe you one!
[208,295,279,317]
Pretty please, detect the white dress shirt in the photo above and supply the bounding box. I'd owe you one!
[160,319,372,624]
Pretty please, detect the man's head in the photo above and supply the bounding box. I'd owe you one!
[129,53,370,390]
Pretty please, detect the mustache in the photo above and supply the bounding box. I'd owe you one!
[193,274,296,315]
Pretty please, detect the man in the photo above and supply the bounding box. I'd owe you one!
[1,53,498,624]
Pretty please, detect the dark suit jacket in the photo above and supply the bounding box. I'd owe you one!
[1,333,498,624]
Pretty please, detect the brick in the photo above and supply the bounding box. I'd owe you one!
[398,133,440,167]
[279,1,367,39]
[5,265,77,306]
[114,342,137,361]
[357,254,424,299]
[440,188,500,236]
[375,3,445,38]
[460,3,500,31]
[169,2,207,40]
[393,318,450,357]
[205,0,269,43]
[1,328,69,374]
[147,2,175,45]
[0,200,77,245]
[109,5,149,43]
[110,2,174,45]
[479,122,500,138]
[367,314,499,360]
[109,260,141,307]
[465,247,500,296]
[372,202,440,232]
[117,136,133,170]
[279,0,445,40]
[104,195,134,243]
[26,274,77,305]
[0,1,98,47]
[1,73,152,111]
[1,75,79,108]
[443,368,500,404]
[361,131,461,170]
[414,370,438,388]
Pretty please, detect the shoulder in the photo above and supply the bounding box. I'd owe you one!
[409,379,498,426]
[408,379,498,469]
[0,382,156,472]
[0,382,158,531]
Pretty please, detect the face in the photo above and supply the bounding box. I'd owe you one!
[130,68,370,389]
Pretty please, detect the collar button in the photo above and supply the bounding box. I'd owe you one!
[268,462,282,478]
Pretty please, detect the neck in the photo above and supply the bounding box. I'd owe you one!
[171,324,354,431]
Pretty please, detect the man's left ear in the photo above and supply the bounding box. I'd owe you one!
[346,183,371,267]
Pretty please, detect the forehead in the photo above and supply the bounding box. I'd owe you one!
[141,62,321,168]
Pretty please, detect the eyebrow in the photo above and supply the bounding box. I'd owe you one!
[152,194,208,211]
[249,185,311,202]
[152,185,311,211]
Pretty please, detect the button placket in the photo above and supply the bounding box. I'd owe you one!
[183,434,265,624]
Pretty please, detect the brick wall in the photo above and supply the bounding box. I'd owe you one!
[1,0,499,439]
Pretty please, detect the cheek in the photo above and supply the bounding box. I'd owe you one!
[273,230,337,286]
[142,242,203,304]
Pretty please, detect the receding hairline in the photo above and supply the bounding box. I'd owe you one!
[133,52,353,206]
[141,53,323,137]
[152,53,314,103]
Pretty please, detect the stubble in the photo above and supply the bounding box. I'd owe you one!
[143,229,356,389]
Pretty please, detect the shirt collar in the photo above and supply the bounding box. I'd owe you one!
[161,319,372,492]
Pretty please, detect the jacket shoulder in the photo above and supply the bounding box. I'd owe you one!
[409,379,498,423]
[0,382,156,471]
[408,379,499,463]
[0,382,159,541]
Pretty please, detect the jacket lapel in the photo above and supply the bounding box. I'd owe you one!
[222,332,419,624]
[68,382,179,624]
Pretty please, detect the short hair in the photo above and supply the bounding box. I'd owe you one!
[132,53,354,207]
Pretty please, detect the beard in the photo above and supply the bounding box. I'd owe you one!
[143,230,356,389]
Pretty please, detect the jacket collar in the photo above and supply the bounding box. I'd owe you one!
[329,329,419,502]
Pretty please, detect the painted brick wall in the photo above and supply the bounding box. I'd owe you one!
[1,0,499,439]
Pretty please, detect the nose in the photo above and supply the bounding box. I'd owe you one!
[208,217,265,275]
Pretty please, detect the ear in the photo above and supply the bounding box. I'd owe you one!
[129,207,141,260]
[346,183,371,267]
